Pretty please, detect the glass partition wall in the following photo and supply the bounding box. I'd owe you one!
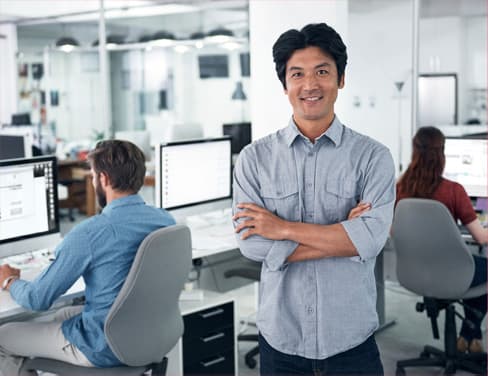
[15,1,250,160]
[417,0,487,136]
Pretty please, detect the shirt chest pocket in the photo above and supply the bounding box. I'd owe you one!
[323,177,358,222]
[260,184,300,222]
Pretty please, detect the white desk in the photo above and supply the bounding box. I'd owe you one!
[0,215,238,323]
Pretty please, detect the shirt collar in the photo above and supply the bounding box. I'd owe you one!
[284,115,344,147]
[101,194,144,215]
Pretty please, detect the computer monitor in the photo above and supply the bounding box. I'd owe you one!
[11,112,31,126]
[0,126,33,159]
[155,138,232,211]
[0,135,26,160]
[223,122,252,155]
[0,156,60,258]
[443,137,487,198]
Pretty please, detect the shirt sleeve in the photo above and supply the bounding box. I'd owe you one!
[341,146,396,262]
[453,183,477,225]
[10,225,93,311]
[232,147,298,271]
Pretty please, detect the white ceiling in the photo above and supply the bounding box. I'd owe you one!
[349,0,486,17]
[0,0,156,22]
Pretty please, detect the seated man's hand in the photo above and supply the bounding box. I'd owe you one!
[348,202,371,220]
[233,203,288,241]
[0,264,21,288]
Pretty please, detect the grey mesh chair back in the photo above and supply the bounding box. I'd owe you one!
[392,198,474,299]
[104,224,192,366]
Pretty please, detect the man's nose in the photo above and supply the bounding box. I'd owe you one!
[303,73,319,90]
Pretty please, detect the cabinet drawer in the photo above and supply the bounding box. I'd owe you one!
[183,326,234,361]
[184,348,235,375]
[183,302,233,339]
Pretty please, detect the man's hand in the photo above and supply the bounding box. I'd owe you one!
[233,203,288,240]
[0,264,20,290]
[348,202,371,220]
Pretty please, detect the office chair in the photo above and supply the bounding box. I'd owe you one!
[224,259,261,369]
[21,224,192,376]
[392,199,487,376]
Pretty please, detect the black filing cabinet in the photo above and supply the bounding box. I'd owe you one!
[182,301,235,375]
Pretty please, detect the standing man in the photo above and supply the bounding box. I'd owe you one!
[0,140,175,376]
[233,23,395,375]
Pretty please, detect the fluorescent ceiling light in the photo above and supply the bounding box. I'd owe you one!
[221,42,241,50]
[174,45,190,53]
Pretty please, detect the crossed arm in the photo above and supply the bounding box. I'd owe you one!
[233,202,371,263]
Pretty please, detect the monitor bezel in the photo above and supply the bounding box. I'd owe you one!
[158,137,232,211]
[222,122,252,155]
[444,136,487,198]
[0,155,60,246]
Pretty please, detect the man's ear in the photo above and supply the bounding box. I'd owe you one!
[339,74,345,89]
[99,172,110,188]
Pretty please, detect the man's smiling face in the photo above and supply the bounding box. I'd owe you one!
[284,46,344,127]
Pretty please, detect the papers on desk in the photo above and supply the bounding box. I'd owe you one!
[191,231,237,251]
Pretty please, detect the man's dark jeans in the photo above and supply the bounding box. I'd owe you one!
[259,333,384,376]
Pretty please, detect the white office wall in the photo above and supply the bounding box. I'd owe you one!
[344,0,414,175]
[248,0,349,140]
[0,24,18,124]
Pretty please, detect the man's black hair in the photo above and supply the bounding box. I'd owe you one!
[272,23,347,89]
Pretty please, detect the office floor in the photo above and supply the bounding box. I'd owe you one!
[60,214,486,376]
[234,281,487,376]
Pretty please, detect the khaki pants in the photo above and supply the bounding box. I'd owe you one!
[0,306,93,376]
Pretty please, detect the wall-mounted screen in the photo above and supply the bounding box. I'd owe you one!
[444,137,487,198]
[198,55,229,79]
[156,138,232,210]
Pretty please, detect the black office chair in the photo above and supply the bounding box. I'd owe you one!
[392,199,487,376]
[224,260,261,369]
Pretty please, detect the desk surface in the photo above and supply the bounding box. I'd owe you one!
[0,215,237,322]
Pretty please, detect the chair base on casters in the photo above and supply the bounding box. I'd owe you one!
[238,333,259,369]
[396,345,487,376]
[21,357,168,376]
[396,304,487,376]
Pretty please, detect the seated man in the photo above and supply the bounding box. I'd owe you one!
[0,140,175,375]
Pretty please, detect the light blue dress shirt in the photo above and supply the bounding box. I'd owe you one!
[233,116,395,359]
[10,194,175,367]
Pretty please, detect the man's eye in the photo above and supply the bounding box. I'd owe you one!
[291,72,302,78]
[317,69,329,76]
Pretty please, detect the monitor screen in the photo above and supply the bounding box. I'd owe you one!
[157,138,232,210]
[0,126,34,159]
[0,135,26,160]
[11,112,31,126]
[223,122,252,155]
[0,156,60,258]
[443,137,487,198]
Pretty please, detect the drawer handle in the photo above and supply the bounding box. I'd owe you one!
[199,308,224,319]
[201,332,225,343]
[200,356,226,368]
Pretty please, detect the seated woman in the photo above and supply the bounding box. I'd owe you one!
[396,126,487,354]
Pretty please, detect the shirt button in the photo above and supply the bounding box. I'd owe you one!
[307,183,312,187]
[308,214,313,218]
[307,307,314,314]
